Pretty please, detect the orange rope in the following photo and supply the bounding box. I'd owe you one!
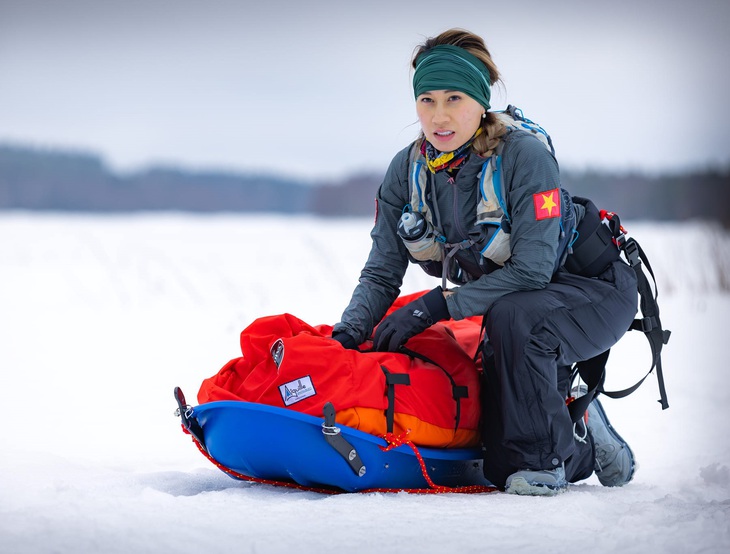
[182,425,497,495]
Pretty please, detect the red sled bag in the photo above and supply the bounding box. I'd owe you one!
[198,292,483,448]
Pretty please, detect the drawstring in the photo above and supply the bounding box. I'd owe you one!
[573,418,588,444]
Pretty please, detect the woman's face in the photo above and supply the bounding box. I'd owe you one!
[416,89,485,152]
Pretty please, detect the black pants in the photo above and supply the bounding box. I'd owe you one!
[480,260,638,489]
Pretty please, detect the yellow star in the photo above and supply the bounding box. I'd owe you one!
[540,192,557,216]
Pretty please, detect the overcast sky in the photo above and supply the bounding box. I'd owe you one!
[1,0,728,180]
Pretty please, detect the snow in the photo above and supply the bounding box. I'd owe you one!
[1,212,728,554]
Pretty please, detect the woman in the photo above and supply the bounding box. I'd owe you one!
[332,29,638,495]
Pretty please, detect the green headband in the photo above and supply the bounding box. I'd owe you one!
[413,44,492,110]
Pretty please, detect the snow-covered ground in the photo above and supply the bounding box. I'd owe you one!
[1,212,728,554]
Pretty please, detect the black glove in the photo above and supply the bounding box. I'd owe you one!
[332,331,359,350]
[372,287,450,352]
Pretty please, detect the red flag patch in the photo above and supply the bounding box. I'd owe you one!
[533,188,561,220]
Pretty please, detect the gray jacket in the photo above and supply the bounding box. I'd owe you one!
[334,129,584,344]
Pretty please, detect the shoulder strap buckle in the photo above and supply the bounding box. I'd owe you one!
[631,316,655,333]
[622,237,641,267]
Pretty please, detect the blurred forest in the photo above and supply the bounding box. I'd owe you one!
[1,144,728,227]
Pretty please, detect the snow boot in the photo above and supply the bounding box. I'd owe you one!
[586,396,636,487]
[505,465,568,496]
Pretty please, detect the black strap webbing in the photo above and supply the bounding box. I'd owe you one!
[174,386,206,449]
[610,237,671,409]
[322,402,366,477]
[569,235,671,415]
[568,351,609,424]
[380,365,410,433]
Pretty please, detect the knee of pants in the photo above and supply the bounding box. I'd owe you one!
[484,296,534,344]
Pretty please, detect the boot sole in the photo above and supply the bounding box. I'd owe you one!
[505,476,568,496]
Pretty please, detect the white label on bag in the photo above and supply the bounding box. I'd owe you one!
[279,375,316,406]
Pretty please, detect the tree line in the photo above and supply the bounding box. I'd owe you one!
[1,144,727,227]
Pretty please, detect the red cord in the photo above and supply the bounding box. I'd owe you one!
[377,431,496,494]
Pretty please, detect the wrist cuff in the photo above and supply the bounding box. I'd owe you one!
[332,331,359,350]
[422,286,450,321]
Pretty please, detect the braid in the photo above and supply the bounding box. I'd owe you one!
[473,112,507,157]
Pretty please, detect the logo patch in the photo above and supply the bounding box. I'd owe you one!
[270,339,284,369]
[533,188,561,220]
[279,376,316,406]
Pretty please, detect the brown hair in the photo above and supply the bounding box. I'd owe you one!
[412,28,506,157]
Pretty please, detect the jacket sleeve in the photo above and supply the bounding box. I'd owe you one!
[333,147,412,343]
[446,132,565,319]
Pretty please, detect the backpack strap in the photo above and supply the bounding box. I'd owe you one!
[568,209,671,412]
[606,233,671,409]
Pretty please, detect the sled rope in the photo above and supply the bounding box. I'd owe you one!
[182,425,496,495]
[377,431,497,494]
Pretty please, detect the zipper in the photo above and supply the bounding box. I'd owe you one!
[450,171,468,241]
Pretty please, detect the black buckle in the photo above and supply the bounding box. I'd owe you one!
[630,316,656,333]
[638,317,654,332]
[622,237,640,267]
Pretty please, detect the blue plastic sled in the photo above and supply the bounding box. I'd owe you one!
[175,388,493,492]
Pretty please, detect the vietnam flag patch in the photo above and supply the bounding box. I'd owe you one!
[533,188,561,220]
